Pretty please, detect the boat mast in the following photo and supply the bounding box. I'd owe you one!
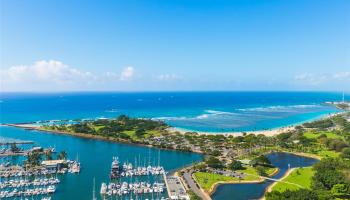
[157,149,160,167]
[92,177,96,200]
[148,148,151,166]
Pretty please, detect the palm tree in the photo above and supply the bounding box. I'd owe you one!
[57,151,67,160]
[45,150,53,160]
[25,151,42,167]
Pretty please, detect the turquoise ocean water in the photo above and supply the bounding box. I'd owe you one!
[0,92,345,132]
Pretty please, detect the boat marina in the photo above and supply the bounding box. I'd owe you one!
[0,141,81,199]
[102,156,167,198]
[1,160,80,178]
[0,177,60,189]
[100,181,166,197]
[0,185,56,199]
[98,156,191,200]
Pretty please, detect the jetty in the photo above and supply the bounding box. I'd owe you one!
[0,141,34,146]
[0,146,54,157]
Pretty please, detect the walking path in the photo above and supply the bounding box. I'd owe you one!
[245,169,304,189]
[182,170,212,200]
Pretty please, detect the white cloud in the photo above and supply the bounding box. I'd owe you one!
[157,73,182,81]
[294,71,350,86]
[1,60,95,86]
[120,66,135,81]
[294,73,328,85]
[333,72,350,80]
[0,60,138,91]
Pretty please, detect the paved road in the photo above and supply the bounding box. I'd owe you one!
[183,170,212,200]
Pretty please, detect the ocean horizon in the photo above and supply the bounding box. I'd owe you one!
[0,91,346,133]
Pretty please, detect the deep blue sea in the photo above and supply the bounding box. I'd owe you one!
[0,92,345,132]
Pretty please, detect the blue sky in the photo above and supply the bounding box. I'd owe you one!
[1,0,349,91]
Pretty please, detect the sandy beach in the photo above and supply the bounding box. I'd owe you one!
[167,111,344,137]
[167,126,295,137]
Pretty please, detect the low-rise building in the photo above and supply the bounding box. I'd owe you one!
[41,160,66,170]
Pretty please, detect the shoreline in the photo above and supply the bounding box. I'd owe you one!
[3,122,323,200]
[168,126,295,137]
[261,168,297,200]
[168,111,343,137]
[3,124,204,154]
[279,150,321,160]
[266,168,296,193]
[2,106,344,138]
[208,179,265,196]
[206,168,280,196]
[203,150,319,199]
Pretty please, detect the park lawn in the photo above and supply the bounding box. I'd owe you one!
[194,167,278,191]
[237,166,258,175]
[238,166,275,176]
[236,166,260,180]
[315,150,340,158]
[122,130,138,140]
[303,131,342,139]
[92,125,105,131]
[272,167,314,192]
[266,167,278,176]
[193,172,238,191]
[236,166,277,180]
[123,130,162,141]
[145,130,161,137]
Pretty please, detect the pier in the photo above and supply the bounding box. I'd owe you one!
[0,141,34,146]
[0,146,55,157]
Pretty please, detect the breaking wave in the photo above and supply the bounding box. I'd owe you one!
[236,104,320,112]
[154,104,327,126]
[105,109,119,113]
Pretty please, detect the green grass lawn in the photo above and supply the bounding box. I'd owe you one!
[145,130,161,137]
[92,125,104,131]
[44,124,162,142]
[266,167,278,176]
[303,131,342,139]
[237,166,257,175]
[193,172,238,191]
[272,167,314,192]
[315,150,340,158]
[236,167,259,181]
[236,166,277,180]
[122,130,161,141]
[194,167,278,191]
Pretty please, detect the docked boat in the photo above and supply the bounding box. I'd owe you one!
[109,157,120,179]
[47,185,56,193]
[100,182,107,194]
